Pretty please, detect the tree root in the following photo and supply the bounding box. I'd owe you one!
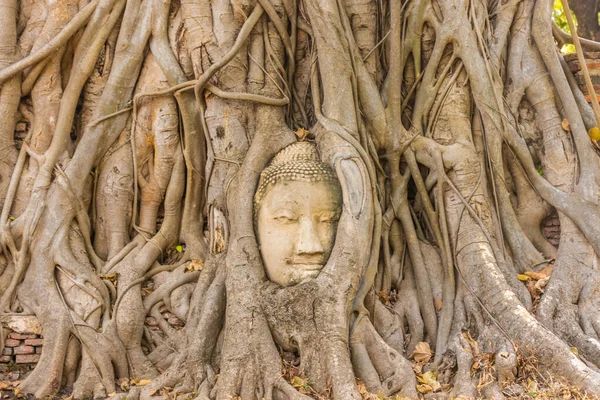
[351,316,417,397]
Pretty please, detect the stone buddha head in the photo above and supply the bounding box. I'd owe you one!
[254,142,342,287]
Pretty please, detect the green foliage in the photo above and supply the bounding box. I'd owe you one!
[553,0,570,33]
[553,0,576,54]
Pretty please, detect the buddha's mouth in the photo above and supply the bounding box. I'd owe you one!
[290,263,323,271]
[287,257,325,270]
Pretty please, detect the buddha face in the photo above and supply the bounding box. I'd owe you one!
[257,180,342,287]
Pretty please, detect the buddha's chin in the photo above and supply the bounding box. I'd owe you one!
[286,266,323,286]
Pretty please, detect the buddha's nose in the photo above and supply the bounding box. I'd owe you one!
[295,217,324,255]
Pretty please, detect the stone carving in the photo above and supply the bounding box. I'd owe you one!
[254,141,342,286]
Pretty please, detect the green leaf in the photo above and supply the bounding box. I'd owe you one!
[176,245,183,253]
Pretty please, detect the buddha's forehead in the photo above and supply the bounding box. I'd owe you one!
[261,180,341,211]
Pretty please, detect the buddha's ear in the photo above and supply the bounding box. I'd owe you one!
[312,123,369,218]
[335,157,367,218]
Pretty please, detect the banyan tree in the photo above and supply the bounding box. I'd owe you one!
[0,0,599,398]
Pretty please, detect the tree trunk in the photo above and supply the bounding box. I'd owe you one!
[0,0,600,399]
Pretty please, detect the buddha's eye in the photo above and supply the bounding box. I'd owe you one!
[273,212,297,223]
[319,212,340,223]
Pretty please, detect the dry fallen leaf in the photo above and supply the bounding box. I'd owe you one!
[571,347,579,356]
[118,378,130,391]
[526,378,538,393]
[412,341,432,364]
[295,128,310,140]
[290,376,305,388]
[539,263,553,277]
[187,259,204,272]
[356,379,371,400]
[524,271,547,280]
[462,331,479,353]
[417,384,433,394]
[525,279,538,299]
[434,298,443,312]
[517,274,529,281]
[0,383,9,391]
[535,276,550,292]
[589,126,600,140]
[379,290,391,305]
[98,273,118,288]
[562,119,571,132]
[130,377,152,386]
[417,371,441,393]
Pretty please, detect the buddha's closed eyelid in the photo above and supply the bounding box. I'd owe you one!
[319,211,341,222]
[271,210,298,222]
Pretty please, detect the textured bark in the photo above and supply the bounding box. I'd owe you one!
[0,0,599,399]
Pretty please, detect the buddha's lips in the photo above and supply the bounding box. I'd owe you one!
[287,258,325,270]
[290,263,323,271]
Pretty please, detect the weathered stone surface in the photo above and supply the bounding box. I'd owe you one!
[1,316,42,335]
[255,142,342,287]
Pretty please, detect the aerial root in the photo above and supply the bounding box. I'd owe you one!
[369,294,405,355]
[149,302,181,343]
[537,267,600,370]
[351,316,417,398]
[18,315,73,398]
[272,377,315,400]
[72,347,107,399]
[138,356,185,400]
[134,265,226,399]
[391,264,425,355]
[143,267,201,320]
[555,303,600,370]
[449,331,477,399]
[448,291,520,399]
[578,281,600,343]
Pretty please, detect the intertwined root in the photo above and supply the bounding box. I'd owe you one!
[447,289,519,399]
[538,262,600,370]
[4,0,600,398]
[351,316,417,398]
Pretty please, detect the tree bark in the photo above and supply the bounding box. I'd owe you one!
[0,0,599,399]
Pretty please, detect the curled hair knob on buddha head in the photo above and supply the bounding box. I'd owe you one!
[254,141,340,210]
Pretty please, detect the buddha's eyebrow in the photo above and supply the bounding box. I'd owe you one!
[268,199,300,208]
[315,201,341,209]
